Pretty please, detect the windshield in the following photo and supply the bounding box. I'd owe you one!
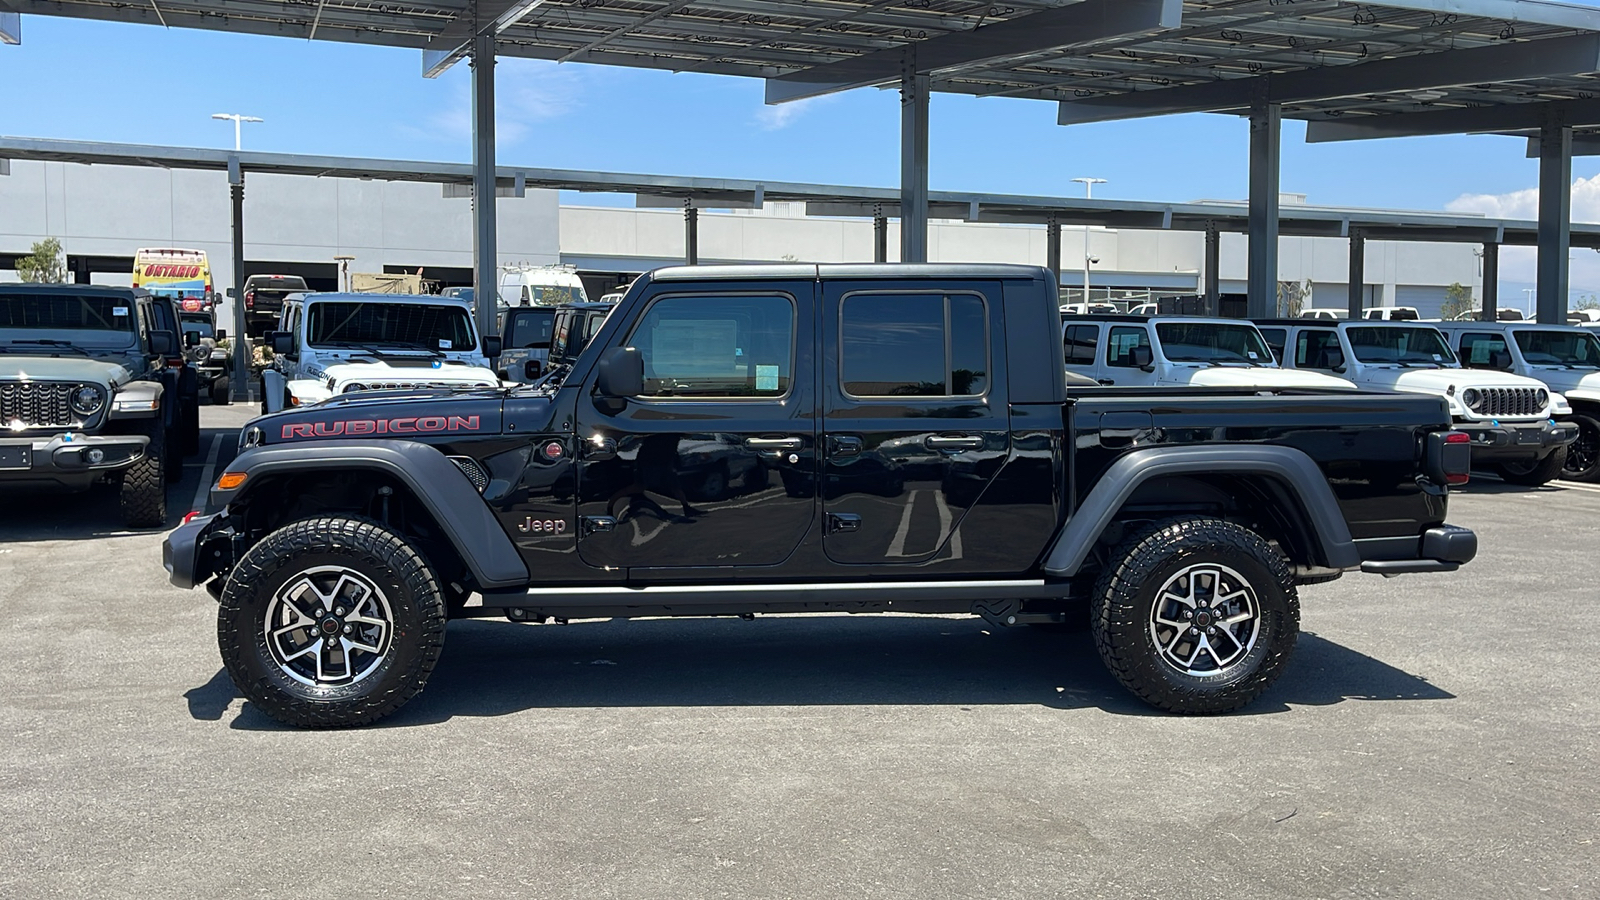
[306,302,477,352]
[1347,327,1457,366]
[1155,322,1273,364]
[1514,329,1600,367]
[522,284,588,306]
[180,315,214,340]
[507,309,555,349]
[0,293,138,345]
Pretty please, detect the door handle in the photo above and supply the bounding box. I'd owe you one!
[1097,378,1115,386]
[925,434,984,451]
[745,437,802,451]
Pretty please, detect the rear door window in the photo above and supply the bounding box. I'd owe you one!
[1063,324,1099,366]
[839,292,989,397]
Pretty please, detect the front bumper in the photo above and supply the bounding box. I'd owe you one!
[1358,524,1478,576]
[164,511,229,590]
[1455,419,1579,461]
[0,433,149,489]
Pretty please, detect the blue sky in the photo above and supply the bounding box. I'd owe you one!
[5,13,1600,294]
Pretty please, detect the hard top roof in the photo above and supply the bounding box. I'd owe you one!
[0,283,148,298]
[647,263,1049,281]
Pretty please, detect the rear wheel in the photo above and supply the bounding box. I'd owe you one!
[210,376,232,406]
[1561,414,1600,482]
[1496,446,1568,486]
[217,517,447,728]
[1092,517,1299,714]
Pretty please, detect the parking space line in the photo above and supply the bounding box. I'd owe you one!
[191,434,225,514]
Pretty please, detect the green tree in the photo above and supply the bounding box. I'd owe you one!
[1573,294,1600,311]
[15,237,67,284]
[1440,282,1476,320]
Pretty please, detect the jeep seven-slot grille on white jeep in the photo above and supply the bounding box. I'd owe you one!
[0,382,78,428]
[1476,388,1545,417]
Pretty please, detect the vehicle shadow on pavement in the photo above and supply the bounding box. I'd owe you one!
[0,425,240,542]
[189,617,1453,729]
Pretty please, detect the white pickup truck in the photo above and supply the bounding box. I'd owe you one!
[1062,315,1357,390]
[1434,321,1600,482]
[261,292,501,413]
[1261,319,1579,485]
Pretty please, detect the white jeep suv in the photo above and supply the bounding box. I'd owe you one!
[261,292,500,413]
[1062,315,1357,391]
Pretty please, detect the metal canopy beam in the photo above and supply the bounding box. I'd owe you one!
[423,0,550,79]
[1537,118,1572,325]
[1247,100,1281,320]
[765,0,1181,104]
[1526,133,1600,157]
[1059,34,1600,125]
[1307,98,1600,143]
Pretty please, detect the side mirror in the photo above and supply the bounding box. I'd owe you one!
[1491,350,1513,370]
[481,335,503,360]
[183,330,201,348]
[524,359,545,382]
[270,331,294,356]
[225,287,237,299]
[1130,344,1154,370]
[595,346,643,398]
[1324,347,1346,372]
[216,329,228,341]
[149,330,177,357]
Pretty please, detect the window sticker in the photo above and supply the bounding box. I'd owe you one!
[438,338,453,349]
[755,365,779,392]
[1247,350,1259,360]
[112,306,129,317]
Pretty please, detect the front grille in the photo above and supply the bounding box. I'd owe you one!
[1479,387,1544,417]
[0,382,79,428]
[447,456,490,493]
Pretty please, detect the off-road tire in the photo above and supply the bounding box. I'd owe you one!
[1091,517,1299,714]
[217,517,446,728]
[118,431,167,528]
[1496,446,1568,487]
[1561,414,1600,482]
[210,377,232,406]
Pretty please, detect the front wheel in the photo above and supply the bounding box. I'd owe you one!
[1495,446,1568,487]
[1561,415,1600,482]
[217,517,447,728]
[210,376,232,406]
[118,430,167,528]
[1092,517,1299,714]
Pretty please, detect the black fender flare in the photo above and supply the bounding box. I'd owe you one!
[1042,444,1359,577]
[212,440,529,589]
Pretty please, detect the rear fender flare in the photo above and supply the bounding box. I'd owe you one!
[215,439,529,589]
[1043,445,1359,577]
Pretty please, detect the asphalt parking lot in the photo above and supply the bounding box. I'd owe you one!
[1,403,1597,900]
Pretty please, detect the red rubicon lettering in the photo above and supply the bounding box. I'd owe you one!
[390,418,417,433]
[282,423,314,438]
[417,416,447,431]
[312,422,345,437]
[447,415,479,430]
[346,420,375,435]
[279,415,483,440]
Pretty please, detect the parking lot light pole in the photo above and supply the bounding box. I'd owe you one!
[210,113,262,151]
[228,156,249,400]
[1072,177,1105,304]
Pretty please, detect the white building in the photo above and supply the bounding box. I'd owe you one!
[2,158,1483,319]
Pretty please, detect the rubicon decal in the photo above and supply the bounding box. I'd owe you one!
[281,415,481,439]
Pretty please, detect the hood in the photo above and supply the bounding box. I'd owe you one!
[1524,367,1600,396]
[0,355,131,387]
[251,393,510,446]
[1185,367,1358,390]
[1367,367,1541,393]
[319,359,499,389]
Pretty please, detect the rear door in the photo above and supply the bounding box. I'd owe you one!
[818,280,1009,565]
[1063,322,1105,383]
[574,280,817,570]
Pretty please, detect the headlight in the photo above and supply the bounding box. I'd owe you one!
[1462,388,1482,411]
[1536,389,1550,407]
[71,385,105,416]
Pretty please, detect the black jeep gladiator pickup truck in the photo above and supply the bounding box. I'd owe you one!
[164,264,1477,727]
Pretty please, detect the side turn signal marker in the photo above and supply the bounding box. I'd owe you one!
[216,472,248,490]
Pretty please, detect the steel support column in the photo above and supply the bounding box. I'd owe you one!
[229,165,249,399]
[470,31,498,329]
[1247,98,1282,319]
[1482,243,1500,321]
[1046,217,1061,282]
[1347,228,1365,320]
[873,206,888,263]
[1537,118,1573,325]
[685,204,699,265]
[1203,220,1220,317]
[900,51,930,264]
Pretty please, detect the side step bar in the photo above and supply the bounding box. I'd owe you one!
[480,579,1064,611]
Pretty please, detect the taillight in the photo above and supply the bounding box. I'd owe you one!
[244,290,255,310]
[1426,430,1472,486]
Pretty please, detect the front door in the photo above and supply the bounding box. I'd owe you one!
[819,281,1011,565]
[575,281,817,570]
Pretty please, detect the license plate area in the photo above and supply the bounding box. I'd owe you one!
[1515,428,1545,445]
[0,446,32,470]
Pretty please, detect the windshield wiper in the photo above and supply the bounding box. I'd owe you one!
[8,340,90,356]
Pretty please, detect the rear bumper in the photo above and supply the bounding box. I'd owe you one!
[0,433,148,489]
[1358,525,1478,576]
[1456,420,1578,461]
